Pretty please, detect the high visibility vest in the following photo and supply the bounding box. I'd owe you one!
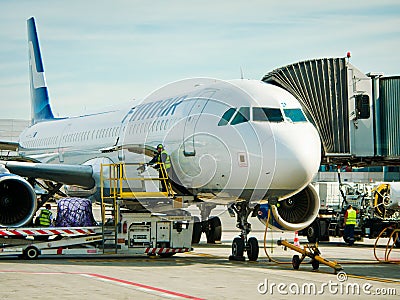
[158,150,171,170]
[38,209,52,226]
[346,208,356,225]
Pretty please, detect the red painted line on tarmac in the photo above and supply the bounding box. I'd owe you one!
[0,270,204,300]
[86,273,204,299]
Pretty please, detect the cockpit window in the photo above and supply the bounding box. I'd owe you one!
[231,107,250,125]
[253,107,283,122]
[284,108,307,122]
[218,107,236,126]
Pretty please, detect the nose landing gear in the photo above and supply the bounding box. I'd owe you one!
[229,201,259,261]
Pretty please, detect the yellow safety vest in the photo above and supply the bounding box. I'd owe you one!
[38,209,52,226]
[158,150,171,170]
[346,208,356,225]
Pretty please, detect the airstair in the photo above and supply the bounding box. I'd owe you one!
[100,162,175,253]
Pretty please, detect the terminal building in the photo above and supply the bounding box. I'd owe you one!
[0,119,29,156]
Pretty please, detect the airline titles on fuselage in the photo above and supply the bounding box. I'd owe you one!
[129,95,187,122]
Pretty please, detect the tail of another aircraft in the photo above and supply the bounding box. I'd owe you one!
[27,17,54,124]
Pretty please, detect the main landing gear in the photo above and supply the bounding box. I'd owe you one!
[229,201,259,261]
[192,203,222,244]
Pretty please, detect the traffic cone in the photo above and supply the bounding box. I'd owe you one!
[294,231,300,247]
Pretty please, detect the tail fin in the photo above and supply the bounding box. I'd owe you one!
[27,17,54,124]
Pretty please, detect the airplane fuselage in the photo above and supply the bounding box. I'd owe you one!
[18,78,321,204]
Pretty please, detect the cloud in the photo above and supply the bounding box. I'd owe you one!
[0,0,399,119]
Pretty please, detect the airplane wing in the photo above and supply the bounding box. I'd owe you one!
[0,160,95,189]
[0,143,155,190]
[0,141,19,151]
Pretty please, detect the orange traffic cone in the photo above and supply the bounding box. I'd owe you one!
[294,231,300,247]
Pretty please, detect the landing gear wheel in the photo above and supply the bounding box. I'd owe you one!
[229,201,255,261]
[311,259,320,270]
[191,216,202,244]
[232,237,244,257]
[206,217,222,244]
[247,237,259,261]
[24,246,40,260]
[292,255,301,270]
[307,221,319,243]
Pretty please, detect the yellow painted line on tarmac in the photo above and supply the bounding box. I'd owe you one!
[184,252,221,258]
[66,259,127,263]
[315,269,400,285]
[346,274,400,285]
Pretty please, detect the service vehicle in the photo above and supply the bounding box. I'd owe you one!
[299,179,400,247]
[0,209,193,259]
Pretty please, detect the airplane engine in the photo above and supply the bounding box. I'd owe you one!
[0,174,37,227]
[258,184,320,231]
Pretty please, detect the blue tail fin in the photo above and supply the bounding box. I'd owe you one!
[27,17,54,124]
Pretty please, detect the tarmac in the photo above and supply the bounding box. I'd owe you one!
[0,208,399,299]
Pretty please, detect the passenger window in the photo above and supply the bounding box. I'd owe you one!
[218,108,236,126]
[253,107,283,122]
[283,109,307,122]
[231,107,250,125]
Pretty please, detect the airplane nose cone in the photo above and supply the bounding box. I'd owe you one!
[268,123,321,195]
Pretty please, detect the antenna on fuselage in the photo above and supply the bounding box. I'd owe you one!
[240,67,244,79]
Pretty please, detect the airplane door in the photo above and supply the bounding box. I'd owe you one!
[117,107,136,161]
[58,123,71,163]
[183,90,216,156]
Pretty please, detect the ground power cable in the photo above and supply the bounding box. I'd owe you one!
[263,209,291,265]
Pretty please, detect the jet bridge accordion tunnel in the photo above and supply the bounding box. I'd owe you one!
[262,57,400,166]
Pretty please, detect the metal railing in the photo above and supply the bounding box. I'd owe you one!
[100,162,173,206]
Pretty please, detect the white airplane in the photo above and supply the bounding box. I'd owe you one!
[0,17,321,260]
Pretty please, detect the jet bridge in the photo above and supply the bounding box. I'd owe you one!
[262,57,400,166]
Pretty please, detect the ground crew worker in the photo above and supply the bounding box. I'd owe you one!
[148,144,171,192]
[343,204,357,245]
[37,203,53,227]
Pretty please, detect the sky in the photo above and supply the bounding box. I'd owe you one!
[0,0,399,120]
